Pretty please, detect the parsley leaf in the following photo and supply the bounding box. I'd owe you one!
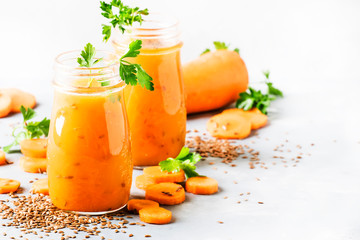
[213,41,229,50]
[263,71,283,97]
[236,71,282,115]
[159,147,202,178]
[201,48,211,55]
[100,0,149,42]
[2,106,50,153]
[77,43,102,68]
[201,41,240,55]
[119,40,154,90]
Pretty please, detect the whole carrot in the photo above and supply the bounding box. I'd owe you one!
[183,49,248,114]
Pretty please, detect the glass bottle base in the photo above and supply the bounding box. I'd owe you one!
[70,204,127,216]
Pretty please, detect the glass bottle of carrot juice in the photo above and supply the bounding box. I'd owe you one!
[112,14,186,166]
[47,50,132,214]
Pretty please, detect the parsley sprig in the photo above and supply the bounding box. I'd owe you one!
[77,43,102,68]
[202,41,240,55]
[100,0,153,91]
[3,106,50,153]
[100,0,149,42]
[119,40,154,90]
[236,71,283,114]
[159,147,202,178]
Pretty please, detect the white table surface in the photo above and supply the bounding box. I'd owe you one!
[1,0,360,239]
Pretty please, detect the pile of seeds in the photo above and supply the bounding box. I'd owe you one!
[0,194,148,239]
[186,136,244,163]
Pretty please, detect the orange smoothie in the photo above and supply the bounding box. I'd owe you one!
[48,50,132,213]
[123,46,186,166]
[113,15,186,166]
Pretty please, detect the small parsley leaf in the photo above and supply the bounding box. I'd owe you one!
[159,147,202,178]
[3,106,50,153]
[201,48,211,55]
[77,43,102,68]
[236,71,283,114]
[213,41,229,50]
[201,41,240,55]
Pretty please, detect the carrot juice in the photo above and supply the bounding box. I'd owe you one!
[112,14,186,166]
[47,50,132,213]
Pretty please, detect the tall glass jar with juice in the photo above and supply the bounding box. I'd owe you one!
[47,50,132,213]
[112,14,186,166]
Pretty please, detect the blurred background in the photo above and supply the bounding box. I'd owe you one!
[0,0,359,89]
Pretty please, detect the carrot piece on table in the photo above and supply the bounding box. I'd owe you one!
[0,150,7,165]
[19,156,47,173]
[139,207,172,224]
[185,176,218,195]
[136,174,156,190]
[145,182,185,205]
[0,92,12,118]
[223,108,268,130]
[20,139,48,158]
[0,88,36,112]
[127,199,159,213]
[206,111,251,139]
[184,50,249,114]
[31,178,49,195]
[0,178,20,194]
[143,166,185,183]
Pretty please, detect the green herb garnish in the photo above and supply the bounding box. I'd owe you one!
[3,106,50,153]
[235,71,283,114]
[201,41,240,55]
[119,40,154,90]
[77,43,102,68]
[100,0,153,91]
[100,0,149,42]
[159,147,202,178]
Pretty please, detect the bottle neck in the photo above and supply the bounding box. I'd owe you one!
[53,50,124,94]
[112,13,182,54]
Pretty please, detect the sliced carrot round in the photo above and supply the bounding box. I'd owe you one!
[143,166,185,183]
[223,108,267,130]
[145,182,185,205]
[135,174,156,190]
[139,207,172,224]
[0,178,20,194]
[0,150,6,165]
[0,88,36,112]
[127,199,159,213]
[206,111,251,139]
[186,176,218,195]
[31,178,49,195]
[0,92,12,118]
[20,138,48,158]
[19,156,47,173]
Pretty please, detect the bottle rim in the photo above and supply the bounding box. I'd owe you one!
[112,12,182,53]
[53,49,125,94]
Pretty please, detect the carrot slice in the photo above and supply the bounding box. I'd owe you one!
[223,108,267,130]
[136,174,156,190]
[0,88,36,112]
[0,178,20,194]
[0,92,12,118]
[19,156,47,173]
[127,199,159,213]
[145,182,185,205]
[143,166,185,183]
[20,139,48,158]
[186,176,218,195]
[31,178,49,195]
[0,150,6,165]
[206,111,251,139]
[139,207,172,224]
